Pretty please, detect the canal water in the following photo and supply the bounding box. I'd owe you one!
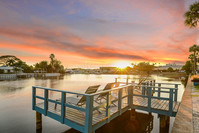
[0,74,184,133]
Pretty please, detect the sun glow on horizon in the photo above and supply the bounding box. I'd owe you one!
[113,61,132,69]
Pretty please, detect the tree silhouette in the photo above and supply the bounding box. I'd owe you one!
[49,54,55,72]
[189,44,199,74]
[133,62,154,75]
[167,67,174,72]
[182,61,193,75]
[0,55,20,66]
[184,2,199,28]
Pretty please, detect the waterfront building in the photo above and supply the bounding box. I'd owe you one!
[0,65,23,73]
[154,63,183,71]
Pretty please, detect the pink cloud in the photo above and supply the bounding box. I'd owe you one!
[0,0,198,67]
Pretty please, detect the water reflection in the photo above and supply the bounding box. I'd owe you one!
[0,86,24,94]
[64,110,173,133]
[34,75,64,80]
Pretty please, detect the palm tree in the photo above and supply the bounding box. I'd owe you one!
[6,59,15,66]
[49,54,55,72]
[49,54,55,62]
[184,2,199,28]
[189,44,199,74]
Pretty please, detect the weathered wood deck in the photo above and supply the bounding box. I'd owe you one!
[36,100,128,126]
[33,81,181,133]
[36,96,180,127]
[133,96,180,112]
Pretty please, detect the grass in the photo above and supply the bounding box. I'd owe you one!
[193,90,199,93]
[191,94,199,97]
[195,86,199,89]
[158,72,186,78]
[193,85,199,93]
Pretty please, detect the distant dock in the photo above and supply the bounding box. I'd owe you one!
[0,73,61,80]
[0,74,17,80]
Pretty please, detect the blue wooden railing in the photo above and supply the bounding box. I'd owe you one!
[133,81,180,116]
[32,81,180,133]
[32,84,133,133]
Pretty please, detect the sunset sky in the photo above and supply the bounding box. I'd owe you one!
[0,0,199,68]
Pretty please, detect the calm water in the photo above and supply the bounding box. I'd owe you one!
[0,74,184,133]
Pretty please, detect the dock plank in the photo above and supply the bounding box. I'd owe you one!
[36,101,123,126]
[132,97,180,113]
[37,96,180,126]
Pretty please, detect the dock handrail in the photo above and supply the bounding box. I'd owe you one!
[33,86,90,96]
[32,84,133,133]
[32,82,180,133]
[132,84,177,115]
[135,85,178,90]
[154,83,181,85]
[90,84,132,96]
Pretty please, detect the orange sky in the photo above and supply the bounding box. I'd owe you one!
[0,0,198,68]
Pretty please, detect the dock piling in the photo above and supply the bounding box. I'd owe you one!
[36,112,42,130]
[115,78,117,83]
[126,77,129,85]
[159,114,170,133]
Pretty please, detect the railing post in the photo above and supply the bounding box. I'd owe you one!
[115,78,117,83]
[118,88,122,115]
[44,89,48,116]
[146,82,149,95]
[153,80,155,94]
[128,86,133,109]
[148,86,152,112]
[126,77,129,85]
[85,95,94,133]
[61,92,66,124]
[32,86,36,110]
[142,83,145,95]
[150,80,152,86]
[150,81,153,95]
[174,84,178,102]
[32,87,36,110]
[169,89,173,116]
[158,83,161,98]
[106,91,111,123]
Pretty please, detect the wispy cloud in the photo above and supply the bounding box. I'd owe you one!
[0,25,147,61]
[0,0,198,67]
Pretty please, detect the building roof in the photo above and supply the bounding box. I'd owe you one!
[0,66,14,70]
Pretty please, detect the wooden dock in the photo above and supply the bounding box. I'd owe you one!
[32,81,180,133]
[133,97,179,115]
[36,99,128,126]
